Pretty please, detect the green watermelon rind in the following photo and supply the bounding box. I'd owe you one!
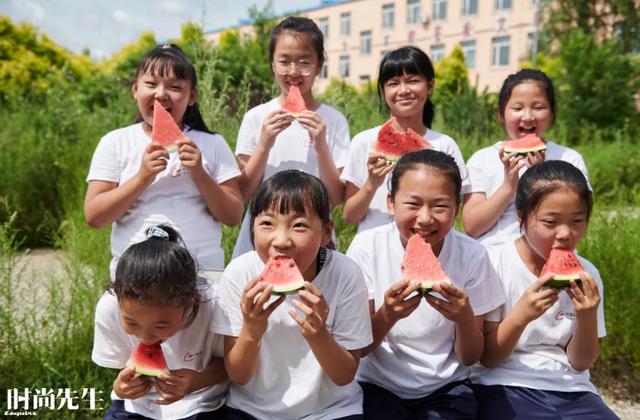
[419,279,452,293]
[546,277,582,289]
[125,359,170,377]
[272,280,305,295]
[493,140,547,155]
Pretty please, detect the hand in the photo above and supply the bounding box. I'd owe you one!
[498,147,526,192]
[113,366,153,400]
[366,153,395,190]
[154,368,199,405]
[379,279,422,324]
[425,282,475,324]
[289,281,330,340]
[296,111,326,148]
[260,110,293,149]
[510,273,560,326]
[240,276,285,341]
[176,136,205,180]
[567,273,600,316]
[138,143,169,184]
[524,150,545,168]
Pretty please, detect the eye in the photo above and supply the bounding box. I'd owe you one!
[293,222,309,229]
[541,219,556,226]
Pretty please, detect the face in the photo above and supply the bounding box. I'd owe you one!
[119,298,188,345]
[253,204,333,281]
[388,166,458,255]
[500,81,553,139]
[132,68,196,131]
[521,186,588,260]
[383,72,434,120]
[272,32,321,98]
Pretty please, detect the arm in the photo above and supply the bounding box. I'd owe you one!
[480,274,560,368]
[154,356,228,405]
[342,154,395,225]
[84,143,169,228]
[566,275,601,371]
[361,280,422,356]
[224,277,284,385]
[237,110,293,201]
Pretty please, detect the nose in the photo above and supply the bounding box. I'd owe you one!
[522,107,535,121]
[139,330,157,345]
[272,227,292,249]
[154,85,168,100]
[416,206,433,225]
[555,224,571,243]
[399,81,411,94]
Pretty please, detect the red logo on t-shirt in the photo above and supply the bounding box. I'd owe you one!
[183,351,202,362]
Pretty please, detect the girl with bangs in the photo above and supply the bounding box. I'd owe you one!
[84,44,243,279]
[341,46,469,234]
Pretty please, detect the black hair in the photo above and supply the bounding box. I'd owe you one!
[134,44,213,134]
[269,16,325,65]
[378,46,436,128]
[388,149,462,205]
[498,68,556,122]
[249,170,333,246]
[112,224,201,326]
[516,160,593,229]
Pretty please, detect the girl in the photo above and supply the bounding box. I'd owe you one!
[346,149,504,419]
[472,160,617,419]
[341,46,468,233]
[85,44,243,278]
[213,170,372,419]
[232,16,351,258]
[92,224,228,419]
[463,68,590,248]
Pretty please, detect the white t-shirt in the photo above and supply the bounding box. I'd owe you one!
[346,223,504,399]
[340,125,470,233]
[472,240,606,393]
[86,123,241,276]
[465,141,590,248]
[213,250,372,419]
[232,99,351,259]
[92,283,228,419]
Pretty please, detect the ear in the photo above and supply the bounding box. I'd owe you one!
[188,88,197,107]
[498,110,505,126]
[131,82,139,99]
[321,220,334,246]
[386,193,396,217]
[427,78,435,96]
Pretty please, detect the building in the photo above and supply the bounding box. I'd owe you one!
[205,0,544,92]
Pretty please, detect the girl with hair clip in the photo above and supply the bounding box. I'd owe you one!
[84,44,243,279]
[472,160,617,419]
[341,46,468,233]
[232,16,351,259]
[463,68,590,248]
[346,149,503,419]
[214,170,372,419]
[92,224,228,419]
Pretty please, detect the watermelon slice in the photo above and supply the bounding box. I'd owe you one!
[261,255,305,295]
[125,343,170,377]
[401,234,451,293]
[541,248,584,288]
[151,99,183,152]
[498,134,546,155]
[282,85,307,116]
[372,118,431,163]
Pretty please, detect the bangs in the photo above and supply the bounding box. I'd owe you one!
[258,187,316,219]
[379,51,422,84]
[136,50,195,83]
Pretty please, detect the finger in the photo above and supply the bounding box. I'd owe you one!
[397,282,421,301]
[288,310,308,330]
[537,286,560,299]
[399,293,422,310]
[532,272,557,291]
[570,280,585,299]
[254,284,275,309]
[436,282,465,299]
[127,382,152,399]
[291,298,313,316]
[127,380,153,396]
[264,295,285,316]
[388,279,412,296]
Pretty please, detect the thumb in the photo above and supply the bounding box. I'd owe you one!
[531,272,556,292]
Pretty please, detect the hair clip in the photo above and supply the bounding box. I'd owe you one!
[146,226,169,240]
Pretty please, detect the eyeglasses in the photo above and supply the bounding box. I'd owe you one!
[272,60,316,76]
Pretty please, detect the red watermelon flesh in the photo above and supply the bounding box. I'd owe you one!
[282,85,307,116]
[401,234,451,292]
[541,248,584,288]
[151,100,183,152]
[126,343,170,377]
[261,255,305,295]
[500,134,546,155]
[372,118,431,162]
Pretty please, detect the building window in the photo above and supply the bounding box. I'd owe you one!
[319,17,329,39]
[340,12,351,36]
[339,55,350,77]
[460,40,476,68]
[320,61,329,79]
[431,44,445,61]
[407,0,421,24]
[360,31,372,54]
[383,4,395,29]
[359,75,371,85]
[433,0,447,21]
[495,0,512,10]
[462,0,477,15]
[492,36,510,66]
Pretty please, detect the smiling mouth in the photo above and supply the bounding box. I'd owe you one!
[518,126,537,135]
[410,228,437,240]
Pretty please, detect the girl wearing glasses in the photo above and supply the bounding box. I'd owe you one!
[232,16,350,259]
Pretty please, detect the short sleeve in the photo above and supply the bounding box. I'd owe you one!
[212,261,247,337]
[345,234,375,300]
[436,135,470,195]
[328,112,351,170]
[463,246,506,316]
[235,108,260,156]
[207,134,241,185]
[86,133,122,183]
[340,131,373,189]
[466,149,492,194]
[92,292,133,369]
[581,259,606,338]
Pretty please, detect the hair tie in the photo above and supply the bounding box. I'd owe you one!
[146,226,169,240]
